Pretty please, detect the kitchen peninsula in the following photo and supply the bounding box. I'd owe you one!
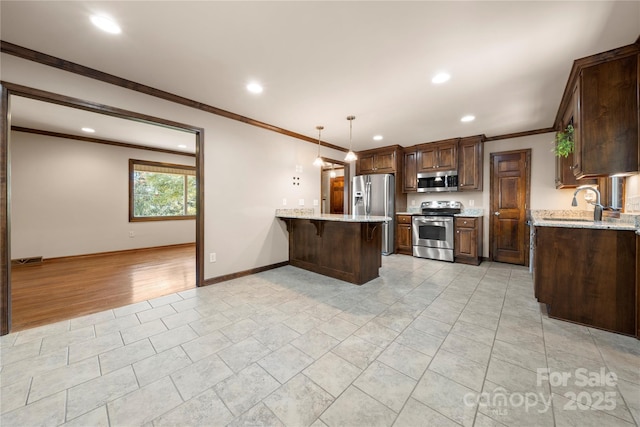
[276,209,390,285]
[531,211,638,336]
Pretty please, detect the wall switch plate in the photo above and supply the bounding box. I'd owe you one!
[298,199,305,206]
[283,198,287,205]
[411,200,416,206]
[313,199,318,206]
[469,199,475,207]
[209,253,216,263]
[129,231,134,238]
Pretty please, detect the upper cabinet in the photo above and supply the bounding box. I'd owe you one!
[555,81,597,188]
[416,138,459,173]
[356,145,400,175]
[555,42,639,178]
[402,149,417,192]
[458,135,484,191]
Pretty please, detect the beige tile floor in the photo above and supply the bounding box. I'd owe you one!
[1,256,639,426]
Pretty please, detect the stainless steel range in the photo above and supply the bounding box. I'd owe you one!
[412,201,462,262]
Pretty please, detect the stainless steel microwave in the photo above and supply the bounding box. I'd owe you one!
[417,170,458,192]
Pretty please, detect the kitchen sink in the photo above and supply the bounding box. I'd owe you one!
[541,217,592,222]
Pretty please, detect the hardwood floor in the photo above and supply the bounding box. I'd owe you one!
[10,244,195,332]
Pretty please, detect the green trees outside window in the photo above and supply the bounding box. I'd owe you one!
[129,159,196,221]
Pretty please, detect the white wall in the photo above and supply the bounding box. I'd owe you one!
[10,131,196,259]
[408,132,581,256]
[2,53,346,279]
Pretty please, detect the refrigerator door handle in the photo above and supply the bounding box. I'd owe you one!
[365,181,372,215]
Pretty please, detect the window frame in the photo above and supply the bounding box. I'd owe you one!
[129,159,196,222]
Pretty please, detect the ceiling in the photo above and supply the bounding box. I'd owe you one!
[10,97,196,153]
[1,1,639,152]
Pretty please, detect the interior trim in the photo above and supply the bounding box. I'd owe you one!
[203,261,290,286]
[0,41,347,153]
[12,126,196,157]
[30,242,195,264]
[1,85,9,335]
[0,82,205,335]
[484,127,555,142]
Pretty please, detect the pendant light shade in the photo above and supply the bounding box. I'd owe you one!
[344,115,357,162]
[313,125,324,167]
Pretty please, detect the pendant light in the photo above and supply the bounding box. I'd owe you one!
[344,115,357,162]
[313,125,324,167]
[330,164,337,178]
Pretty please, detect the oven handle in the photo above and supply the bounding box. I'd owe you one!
[414,217,453,223]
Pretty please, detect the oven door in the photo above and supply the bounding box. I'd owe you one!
[412,215,454,249]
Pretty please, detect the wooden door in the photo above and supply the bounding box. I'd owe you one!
[330,177,344,214]
[490,150,530,265]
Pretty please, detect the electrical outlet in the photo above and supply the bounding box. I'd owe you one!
[298,199,304,206]
[283,198,287,206]
[313,199,318,206]
[129,231,134,238]
[469,199,474,207]
[209,253,216,263]
[411,200,416,206]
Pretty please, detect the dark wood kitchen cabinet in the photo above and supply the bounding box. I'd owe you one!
[534,226,636,336]
[396,214,413,255]
[637,233,640,338]
[555,82,596,188]
[402,150,417,192]
[416,138,459,173]
[555,42,639,178]
[356,145,401,175]
[458,136,484,191]
[454,216,483,265]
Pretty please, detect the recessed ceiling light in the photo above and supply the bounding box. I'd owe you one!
[90,15,121,34]
[373,135,384,141]
[246,82,263,94]
[81,127,96,133]
[177,144,187,149]
[460,115,475,123]
[432,72,451,84]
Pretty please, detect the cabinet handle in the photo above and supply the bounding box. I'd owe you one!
[573,164,578,170]
[456,230,459,233]
[494,212,500,216]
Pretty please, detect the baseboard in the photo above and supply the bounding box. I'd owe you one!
[33,243,196,263]
[204,261,289,286]
[11,256,44,267]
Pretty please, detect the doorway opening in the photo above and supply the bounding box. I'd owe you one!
[320,158,350,214]
[1,83,205,335]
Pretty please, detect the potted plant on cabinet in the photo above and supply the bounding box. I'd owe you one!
[554,124,574,158]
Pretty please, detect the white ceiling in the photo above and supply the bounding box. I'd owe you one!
[10,97,196,153]
[1,1,639,152]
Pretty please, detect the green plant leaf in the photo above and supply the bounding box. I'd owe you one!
[554,124,574,158]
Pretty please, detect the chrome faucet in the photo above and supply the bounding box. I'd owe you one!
[571,185,603,221]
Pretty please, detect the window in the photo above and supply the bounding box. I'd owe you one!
[129,159,196,221]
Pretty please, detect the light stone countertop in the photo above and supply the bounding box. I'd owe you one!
[276,210,390,223]
[530,209,638,231]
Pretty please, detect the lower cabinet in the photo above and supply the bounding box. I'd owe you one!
[454,216,483,265]
[396,214,413,255]
[535,226,636,336]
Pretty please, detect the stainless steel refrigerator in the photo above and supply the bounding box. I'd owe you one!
[352,174,395,255]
